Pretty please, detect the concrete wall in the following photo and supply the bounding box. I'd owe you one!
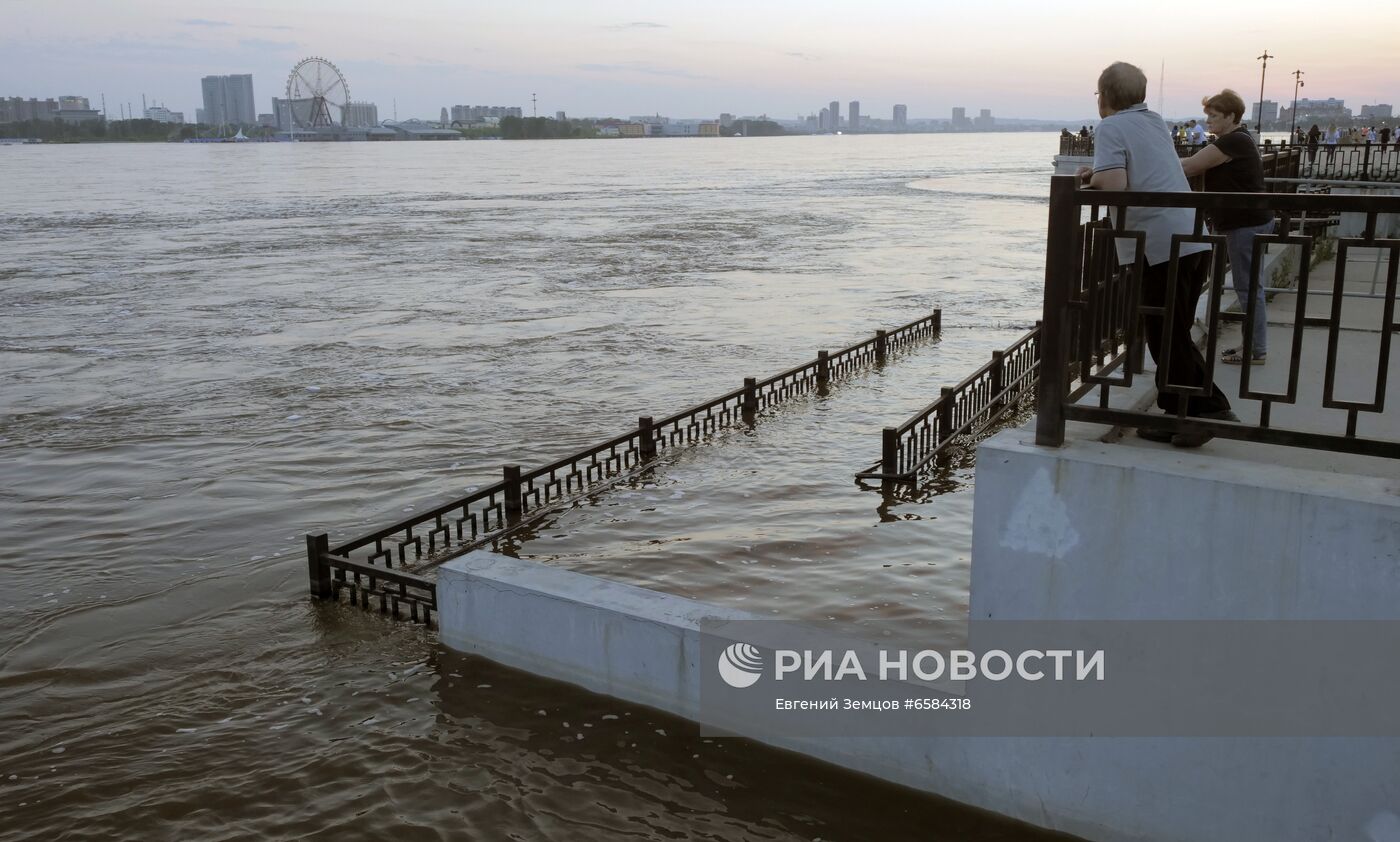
[968,429,1400,841]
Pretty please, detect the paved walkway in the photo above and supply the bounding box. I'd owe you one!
[1111,250,1400,481]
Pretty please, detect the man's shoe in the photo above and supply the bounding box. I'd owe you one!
[1136,426,1175,443]
[1171,410,1241,448]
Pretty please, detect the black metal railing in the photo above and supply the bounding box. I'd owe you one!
[1036,174,1400,458]
[1060,135,1398,183]
[855,326,1040,483]
[307,310,944,623]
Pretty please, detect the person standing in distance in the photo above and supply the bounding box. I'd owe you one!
[1076,61,1237,447]
[1181,89,1274,365]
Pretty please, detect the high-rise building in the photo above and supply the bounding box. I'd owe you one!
[0,97,60,123]
[1251,100,1279,125]
[720,112,735,127]
[440,107,449,125]
[1360,104,1394,120]
[952,106,969,129]
[449,105,524,123]
[200,74,256,127]
[829,100,840,131]
[345,101,378,128]
[974,108,994,130]
[58,96,90,111]
[555,110,566,121]
[196,108,207,124]
[819,107,830,133]
[848,100,861,133]
[893,104,907,130]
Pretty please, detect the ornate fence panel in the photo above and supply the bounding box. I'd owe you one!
[856,325,1041,483]
[308,310,944,621]
[1036,174,1400,458]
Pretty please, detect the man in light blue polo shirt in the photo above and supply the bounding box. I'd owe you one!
[1077,61,1235,447]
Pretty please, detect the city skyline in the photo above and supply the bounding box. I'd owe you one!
[3,1,1396,123]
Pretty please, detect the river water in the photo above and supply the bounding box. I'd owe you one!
[0,134,1057,840]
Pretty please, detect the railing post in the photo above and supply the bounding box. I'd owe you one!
[306,532,331,600]
[638,416,656,462]
[933,308,942,333]
[1036,175,1077,447]
[937,387,955,444]
[875,329,888,363]
[881,427,900,477]
[503,464,523,524]
[1363,141,1372,177]
[742,377,758,417]
[816,350,830,387]
[990,349,1005,412]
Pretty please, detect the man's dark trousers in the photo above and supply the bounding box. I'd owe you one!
[1140,250,1232,416]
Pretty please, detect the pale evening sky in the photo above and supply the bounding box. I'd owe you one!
[2,0,1396,123]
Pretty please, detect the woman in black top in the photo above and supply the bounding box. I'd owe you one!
[1181,89,1274,364]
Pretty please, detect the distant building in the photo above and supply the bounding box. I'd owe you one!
[555,110,566,121]
[449,105,523,124]
[1360,104,1394,120]
[0,97,59,123]
[952,106,970,129]
[848,100,861,133]
[146,106,185,124]
[973,108,995,130]
[893,104,907,130]
[818,106,830,133]
[201,74,256,127]
[345,101,378,128]
[698,121,719,137]
[618,123,646,138]
[1293,97,1350,121]
[196,108,207,124]
[257,113,277,128]
[828,100,840,131]
[1251,99,1279,125]
[440,107,449,125]
[720,112,735,127]
[58,95,90,111]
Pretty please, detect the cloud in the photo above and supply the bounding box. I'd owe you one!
[576,62,706,80]
[179,18,232,27]
[604,21,667,31]
[253,25,295,32]
[239,38,299,52]
[785,51,819,61]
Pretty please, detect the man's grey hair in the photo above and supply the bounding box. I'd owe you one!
[1098,62,1147,112]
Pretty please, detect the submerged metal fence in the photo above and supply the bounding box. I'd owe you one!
[1037,174,1400,458]
[307,310,944,624]
[856,325,1040,483]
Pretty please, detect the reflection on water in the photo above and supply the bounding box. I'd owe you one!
[0,134,1061,839]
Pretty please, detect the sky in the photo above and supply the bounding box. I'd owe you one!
[2,0,1397,123]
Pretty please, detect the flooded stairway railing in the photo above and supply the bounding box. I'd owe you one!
[307,310,944,625]
[855,325,1041,484]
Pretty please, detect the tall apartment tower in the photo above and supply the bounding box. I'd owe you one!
[848,100,860,133]
[828,100,840,131]
[200,74,256,127]
[893,104,907,130]
[819,107,830,133]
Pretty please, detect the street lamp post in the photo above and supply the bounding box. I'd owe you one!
[1256,50,1274,136]
[1289,70,1304,141]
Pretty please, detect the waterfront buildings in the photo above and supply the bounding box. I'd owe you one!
[0,97,60,123]
[1360,104,1394,120]
[200,74,256,127]
[893,104,907,130]
[848,100,861,133]
[345,101,379,128]
[828,100,840,131]
[952,107,969,129]
[1251,99,1279,125]
[449,105,523,124]
[973,108,995,130]
[144,106,185,124]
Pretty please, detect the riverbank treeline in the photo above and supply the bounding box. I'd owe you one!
[0,118,263,142]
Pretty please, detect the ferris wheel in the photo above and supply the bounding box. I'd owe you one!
[285,56,350,129]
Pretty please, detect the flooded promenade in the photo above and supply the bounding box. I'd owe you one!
[0,134,1063,839]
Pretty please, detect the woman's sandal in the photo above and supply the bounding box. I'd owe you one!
[1221,347,1266,365]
